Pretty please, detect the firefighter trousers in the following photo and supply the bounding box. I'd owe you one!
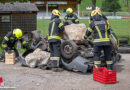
[94,45,113,67]
[49,41,61,68]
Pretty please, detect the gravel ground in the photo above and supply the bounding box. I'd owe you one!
[0,54,130,90]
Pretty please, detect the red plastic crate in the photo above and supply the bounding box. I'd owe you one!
[0,77,3,87]
[93,67,116,84]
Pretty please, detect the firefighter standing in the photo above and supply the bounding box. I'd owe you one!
[64,8,79,24]
[89,9,109,24]
[0,28,29,66]
[84,9,113,70]
[48,9,64,72]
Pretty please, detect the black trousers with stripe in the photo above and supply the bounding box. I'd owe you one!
[94,45,112,66]
[49,41,61,68]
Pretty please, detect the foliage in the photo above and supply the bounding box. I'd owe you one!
[101,0,121,12]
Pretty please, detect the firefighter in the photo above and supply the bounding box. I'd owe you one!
[64,8,79,24]
[84,9,113,70]
[0,28,29,66]
[89,9,109,24]
[48,9,64,72]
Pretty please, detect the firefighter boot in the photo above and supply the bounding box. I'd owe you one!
[52,67,64,72]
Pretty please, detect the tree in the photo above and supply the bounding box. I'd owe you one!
[123,0,129,7]
[0,0,6,3]
[92,0,96,10]
[101,0,121,12]
[126,0,128,7]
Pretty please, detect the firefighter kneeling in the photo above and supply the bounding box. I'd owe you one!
[0,28,29,66]
[48,9,64,72]
[84,9,113,70]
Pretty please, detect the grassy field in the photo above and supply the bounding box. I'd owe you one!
[38,19,130,38]
[80,0,129,12]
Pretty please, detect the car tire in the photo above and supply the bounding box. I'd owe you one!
[61,40,78,60]
[118,47,130,53]
[119,38,128,46]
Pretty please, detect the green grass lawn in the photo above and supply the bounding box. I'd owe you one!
[38,19,130,39]
[37,19,50,36]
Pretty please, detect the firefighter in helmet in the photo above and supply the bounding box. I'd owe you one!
[48,9,64,72]
[84,9,113,70]
[64,8,79,24]
[0,28,29,66]
[89,9,109,24]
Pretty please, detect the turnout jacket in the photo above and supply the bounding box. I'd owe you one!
[2,31,27,51]
[64,14,79,24]
[84,20,111,46]
[48,15,64,42]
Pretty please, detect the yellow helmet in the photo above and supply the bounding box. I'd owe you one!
[66,8,73,14]
[13,28,23,39]
[52,9,61,17]
[91,9,102,17]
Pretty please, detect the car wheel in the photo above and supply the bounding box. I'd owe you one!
[61,40,78,60]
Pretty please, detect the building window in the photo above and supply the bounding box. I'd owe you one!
[1,16,10,22]
[47,1,67,5]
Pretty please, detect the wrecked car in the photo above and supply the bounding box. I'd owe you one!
[23,26,121,73]
[60,24,121,73]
